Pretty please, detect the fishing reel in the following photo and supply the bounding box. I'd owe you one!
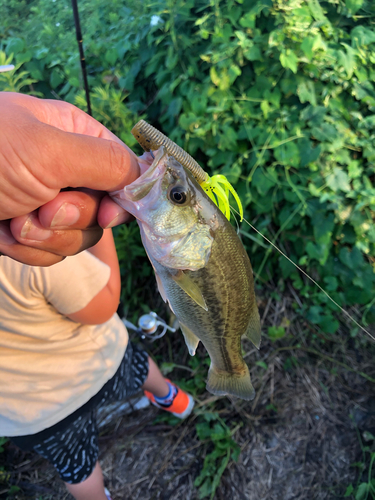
[122,311,176,342]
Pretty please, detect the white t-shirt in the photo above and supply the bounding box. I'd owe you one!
[0,251,128,436]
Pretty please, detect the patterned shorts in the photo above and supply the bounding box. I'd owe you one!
[12,342,149,484]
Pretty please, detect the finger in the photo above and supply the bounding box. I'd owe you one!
[97,152,156,228]
[1,95,141,219]
[97,195,132,229]
[42,125,140,191]
[0,222,64,266]
[10,213,103,257]
[38,189,104,229]
[11,94,132,150]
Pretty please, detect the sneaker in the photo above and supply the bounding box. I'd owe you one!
[144,379,194,419]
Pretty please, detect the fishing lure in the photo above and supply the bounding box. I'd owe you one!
[131,120,243,221]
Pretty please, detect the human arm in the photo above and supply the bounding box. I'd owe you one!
[67,229,121,325]
[0,92,138,266]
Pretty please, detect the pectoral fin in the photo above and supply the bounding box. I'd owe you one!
[171,271,208,311]
[244,306,261,349]
[179,323,200,356]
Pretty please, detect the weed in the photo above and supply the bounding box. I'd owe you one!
[194,412,241,500]
[346,420,375,499]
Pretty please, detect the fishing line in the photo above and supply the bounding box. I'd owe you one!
[232,208,375,343]
[229,206,240,235]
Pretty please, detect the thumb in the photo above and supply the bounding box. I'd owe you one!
[33,122,140,192]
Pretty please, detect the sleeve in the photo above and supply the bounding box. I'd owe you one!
[33,251,111,315]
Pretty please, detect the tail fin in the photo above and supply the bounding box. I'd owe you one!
[206,364,255,401]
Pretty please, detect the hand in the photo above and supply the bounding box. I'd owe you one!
[0,92,140,266]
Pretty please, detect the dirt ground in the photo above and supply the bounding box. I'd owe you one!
[1,291,375,500]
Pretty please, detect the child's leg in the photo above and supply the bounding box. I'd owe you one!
[142,356,169,397]
[26,411,109,499]
[65,461,107,500]
[142,356,195,418]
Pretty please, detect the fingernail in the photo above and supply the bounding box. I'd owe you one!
[0,226,16,245]
[51,203,80,227]
[104,213,125,229]
[20,216,53,241]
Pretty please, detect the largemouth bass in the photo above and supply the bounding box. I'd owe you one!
[111,147,261,400]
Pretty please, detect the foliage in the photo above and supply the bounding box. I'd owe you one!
[345,425,375,500]
[0,51,39,93]
[1,3,374,496]
[74,86,140,147]
[1,0,374,335]
[194,412,241,499]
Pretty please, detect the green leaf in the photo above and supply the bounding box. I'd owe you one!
[50,68,64,89]
[105,48,118,66]
[210,451,230,500]
[297,80,316,106]
[345,0,364,15]
[299,139,321,167]
[280,254,297,278]
[362,431,375,441]
[307,0,327,21]
[268,326,286,341]
[280,50,298,74]
[6,37,25,55]
[228,64,241,83]
[68,77,80,88]
[344,484,354,497]
[307,305,322,324]
[318,315,339,334]
[300,105,327,126]
[239,12,256,29]
[274,141,300,167]
[306,241,329,265]
[355,483,369,500]
[324,276,338,291]
[16,50,32,65]
[195,14,211,26]
[338,44,356,79]
[260,100,270,118]
[351,26,375,47]
[311,123,339,142]
[339,247,363,270]
[326,168,351,193]
[313,213,334,245]
[244,44,262,61]
[253,169,276,196]
[301,37,314,60]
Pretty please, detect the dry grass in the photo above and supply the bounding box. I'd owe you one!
[1,288,375,500]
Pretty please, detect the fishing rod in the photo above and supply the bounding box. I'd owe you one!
[71,0,92,116]
[70,3,177,340]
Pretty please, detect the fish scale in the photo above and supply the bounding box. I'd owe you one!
[111,147,261,400]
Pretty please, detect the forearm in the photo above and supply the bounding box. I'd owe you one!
[88,229,121,300]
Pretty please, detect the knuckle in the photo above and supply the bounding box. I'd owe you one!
[108,142,138,186]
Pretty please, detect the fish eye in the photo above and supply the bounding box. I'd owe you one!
[169,186,188,205]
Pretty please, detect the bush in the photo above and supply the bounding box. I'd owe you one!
[1,0,375,335]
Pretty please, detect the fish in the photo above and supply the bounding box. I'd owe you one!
[111,146,261,400]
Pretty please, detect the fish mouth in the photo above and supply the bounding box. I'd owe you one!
[123,147,168,202]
